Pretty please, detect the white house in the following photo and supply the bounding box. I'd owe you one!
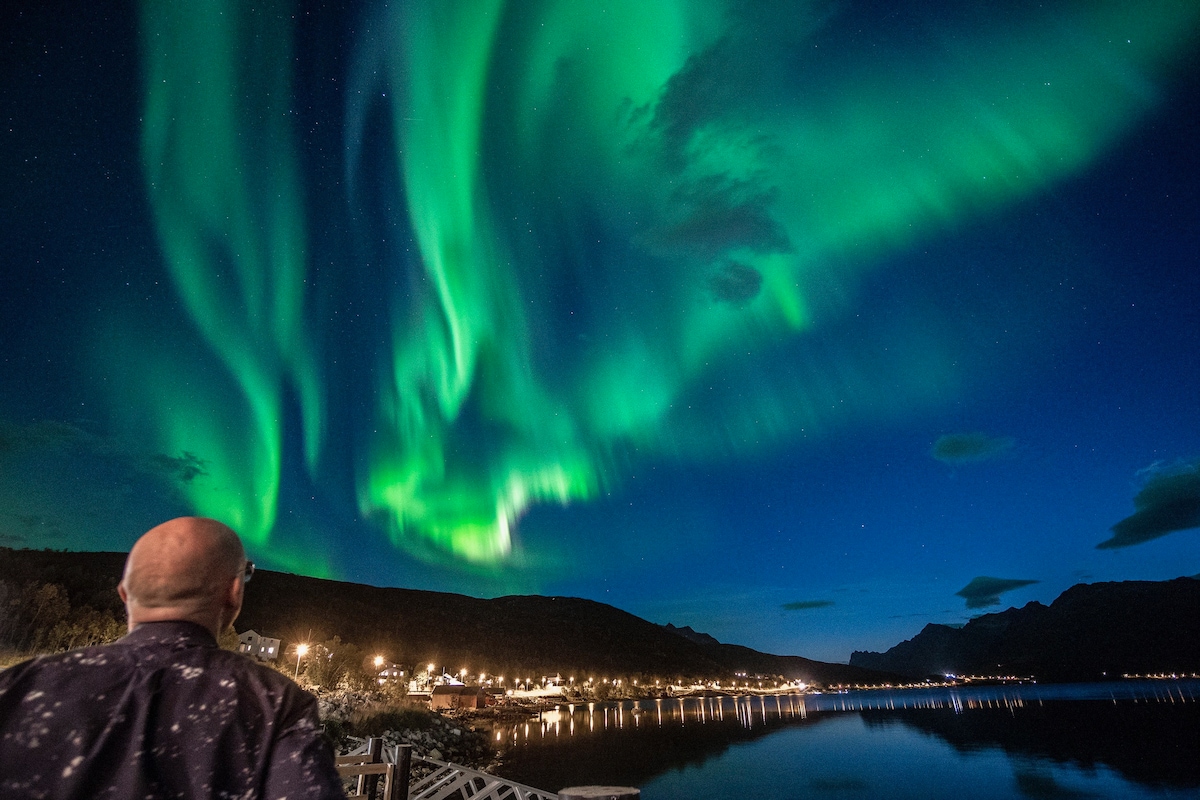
[376,663,405,685]
[237,630,281,661]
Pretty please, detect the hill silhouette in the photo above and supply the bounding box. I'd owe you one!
[0,548,890,686]
[850,577,1200,681]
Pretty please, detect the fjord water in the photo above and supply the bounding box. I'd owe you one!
[490,682,1200,799]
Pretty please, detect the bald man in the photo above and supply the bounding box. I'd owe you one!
[0,517,346,799]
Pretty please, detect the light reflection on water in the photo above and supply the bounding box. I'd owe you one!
[500,680,1198,744]
[490,681,1200,799]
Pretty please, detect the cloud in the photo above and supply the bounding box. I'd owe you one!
[638,36,793,268]
[0,419,206,487]
[709,262,764,305]
[781,599,835,611]
[146,452,209,484]
[955,576,1039,609]
[0,419,95,453]
[0,418,201,551]
[931,432,1015,464]
[644,176,792,262]
[1098,459,1200,549]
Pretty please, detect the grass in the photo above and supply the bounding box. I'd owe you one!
[349,701,435,737]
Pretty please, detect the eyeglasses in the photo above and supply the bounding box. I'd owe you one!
[243,561,255,583]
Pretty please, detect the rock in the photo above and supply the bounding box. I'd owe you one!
[429,748,443,761]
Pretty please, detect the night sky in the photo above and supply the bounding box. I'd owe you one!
[2,0,1198,662]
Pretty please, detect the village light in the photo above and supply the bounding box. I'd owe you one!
[294,643,309,679]
[374,655,384,669]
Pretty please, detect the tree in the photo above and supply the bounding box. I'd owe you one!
[219,627,242,651]
[304,636,373,691]
[44,606,125,651]
[0,581,71,652]
[0,581,124,655]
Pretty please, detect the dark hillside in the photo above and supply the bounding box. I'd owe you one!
[0,548,890,686]
[0,549,127,614]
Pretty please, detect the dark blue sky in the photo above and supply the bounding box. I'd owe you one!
[2,0,1198,661]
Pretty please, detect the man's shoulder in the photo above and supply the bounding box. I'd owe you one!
[197,649,318,700]
[0,643,129,695]
[2,642,127,672]
[1,640,311,706]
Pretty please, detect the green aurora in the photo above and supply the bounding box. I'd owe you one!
[116,0,1199,572]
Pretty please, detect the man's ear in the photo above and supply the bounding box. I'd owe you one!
[225,574,244,623]
[117,581,135,632]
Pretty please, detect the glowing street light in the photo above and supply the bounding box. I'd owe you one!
[374,655,384,669]
[295,643,309,679]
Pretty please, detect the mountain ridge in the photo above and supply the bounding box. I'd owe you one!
[850,577,1200,681]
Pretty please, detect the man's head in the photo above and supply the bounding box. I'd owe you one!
[119,517,248,638]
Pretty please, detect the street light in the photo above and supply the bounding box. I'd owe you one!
[295,643,309,679]
[374,655,384,669]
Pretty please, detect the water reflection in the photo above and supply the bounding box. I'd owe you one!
[490,681,1200,797]
[501,693,817,745]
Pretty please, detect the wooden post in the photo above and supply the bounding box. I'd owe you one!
[359,737,383,798]
[558,787,640,800]
[391,743,413,800]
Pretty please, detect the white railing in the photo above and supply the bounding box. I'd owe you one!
[341,738,558,800]
[405,752,558,800]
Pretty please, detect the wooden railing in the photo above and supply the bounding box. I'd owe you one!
[336,738,412,800]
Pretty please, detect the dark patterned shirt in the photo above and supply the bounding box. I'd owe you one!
[0,621,345,799]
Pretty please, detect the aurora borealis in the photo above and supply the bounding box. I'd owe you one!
[3,0,1199,660]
